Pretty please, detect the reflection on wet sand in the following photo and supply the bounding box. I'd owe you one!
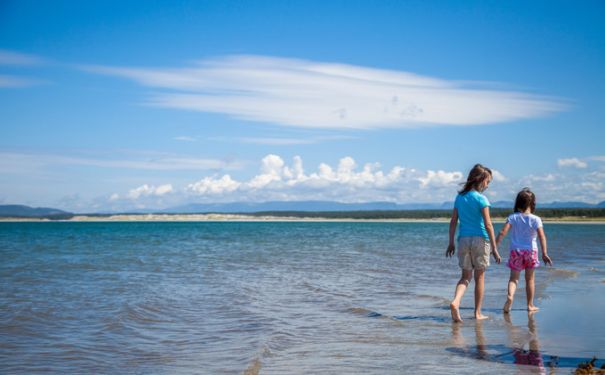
[504,312,549,374]
[449,313,562,374]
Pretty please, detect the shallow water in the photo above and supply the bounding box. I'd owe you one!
[0,222,603,374]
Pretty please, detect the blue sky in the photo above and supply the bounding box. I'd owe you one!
[1,0,604,212]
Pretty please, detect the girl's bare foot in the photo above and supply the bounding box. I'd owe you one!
[475,313,488,320]
[527,305,540,312]
[450,302,463,323]
[503,298,513,313]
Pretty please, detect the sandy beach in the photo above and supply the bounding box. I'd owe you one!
[2,213,604,224]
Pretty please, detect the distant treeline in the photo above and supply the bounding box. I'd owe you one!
[3,208,605,220]
[246,208,605,220]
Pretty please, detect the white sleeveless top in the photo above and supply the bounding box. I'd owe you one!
[506,212,543,251]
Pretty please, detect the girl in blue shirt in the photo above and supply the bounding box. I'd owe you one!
[446,164,501,322]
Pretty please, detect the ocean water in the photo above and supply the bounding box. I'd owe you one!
[0,221,603,374]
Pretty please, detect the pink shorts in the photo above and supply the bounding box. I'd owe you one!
[507,249,540,271]
[513,349,544,367]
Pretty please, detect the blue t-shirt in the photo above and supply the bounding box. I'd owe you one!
[455,190,491,239]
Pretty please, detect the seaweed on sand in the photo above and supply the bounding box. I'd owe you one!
[574,357,605,375]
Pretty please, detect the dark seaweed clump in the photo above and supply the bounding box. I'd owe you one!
[575,357,605,375]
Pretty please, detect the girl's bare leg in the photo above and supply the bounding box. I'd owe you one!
[450,269,472,322]
[504,270,520,313]
[525,269,539,311]
[474,269,488,320]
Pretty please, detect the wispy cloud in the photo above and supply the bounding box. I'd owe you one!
[82,55,568,129]
[0,74,44,88]
[209,134,357,145]
[0,151,244,172]
[173,136,197,142]
[0,50,47,88]
[0,49,45,65]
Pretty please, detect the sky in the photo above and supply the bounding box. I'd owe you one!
[1,0,604,212]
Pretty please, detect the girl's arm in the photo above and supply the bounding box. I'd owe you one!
[537,227,552,266]
[481,207,501,264]
[446,208,458,257]
[496,223,511,247]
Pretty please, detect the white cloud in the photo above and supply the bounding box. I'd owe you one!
[558,157,587,169]
[82,55,567,129]
[491,169,507,182]
[418,170,464,188]
[0,151,243,172]
[179,155,605,205]
[210,134,357,145]
[527,173,557,182]
[240,137,314,145]
[127,184,173,199]
[0,74,43,88]
[187,175,240,195]
[0,50,46,88]
[174,136,197,142]
[184,154,460,203]
[0,50,44,65]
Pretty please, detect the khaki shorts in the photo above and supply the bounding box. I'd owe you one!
[458,236,491,271]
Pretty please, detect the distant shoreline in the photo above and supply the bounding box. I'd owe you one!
[1,213,605,224]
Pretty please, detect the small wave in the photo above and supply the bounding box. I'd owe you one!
[349,307,449,322]
[393,315,450,323]
[125,302,174,324]
[547,268,578,279]
[415,294,451,306]
[347,307,385,318]
[300,281,353,298]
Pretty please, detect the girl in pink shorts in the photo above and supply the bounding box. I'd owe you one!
[496,188,553,312]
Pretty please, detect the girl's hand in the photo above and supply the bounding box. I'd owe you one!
[542,254,553,266]
[446,244,455,257]
[492,251,501,264]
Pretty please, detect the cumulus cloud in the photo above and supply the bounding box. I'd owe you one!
[185,154,460,203]
[180,155,605,205]
[418,170,464,188]
[127,184,173,199]
[187,175,240,195]
[558,157,588,169]
[82,55,567,129]
[491,169,507,182]
[27,155,605,211]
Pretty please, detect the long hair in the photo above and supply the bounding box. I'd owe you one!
[514,188,536,213]
[458,164,492,194]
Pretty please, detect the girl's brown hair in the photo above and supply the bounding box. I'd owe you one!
[514,188,536,213]
[459,164,492,194]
